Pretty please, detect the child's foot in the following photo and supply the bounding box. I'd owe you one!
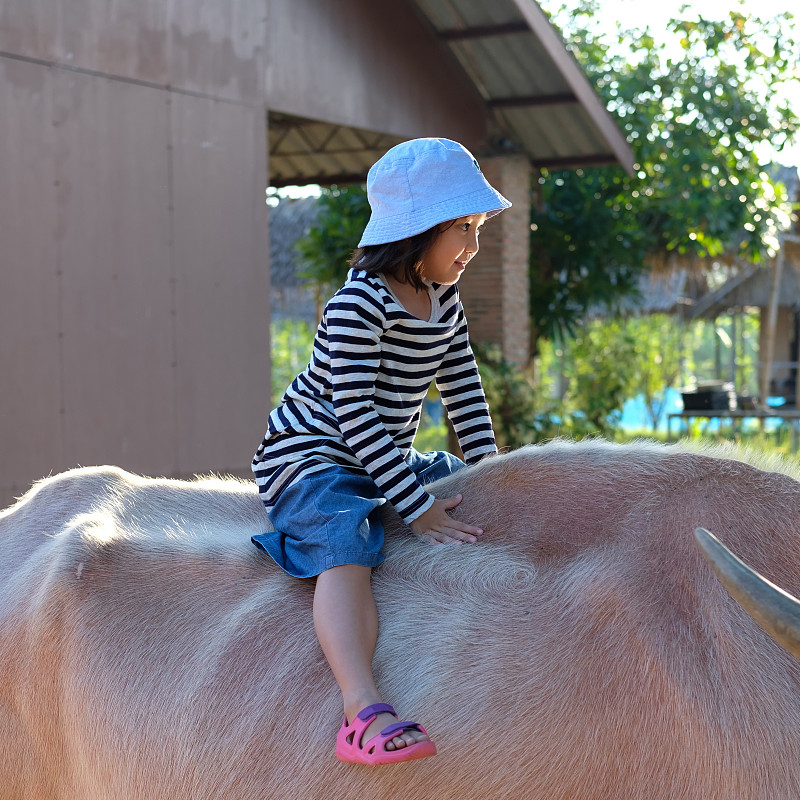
[355,706,430,750]
[336,702,437,764]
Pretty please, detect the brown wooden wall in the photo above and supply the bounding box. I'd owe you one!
[0,4,271,508]
[0,0,268,104]
[0,0,496,508]
[265,0,487,145]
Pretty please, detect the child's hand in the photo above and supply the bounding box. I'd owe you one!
[409,495,484,545]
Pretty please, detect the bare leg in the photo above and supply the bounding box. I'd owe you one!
[313,564,430,751]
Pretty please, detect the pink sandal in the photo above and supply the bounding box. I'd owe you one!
[335,703,437,765]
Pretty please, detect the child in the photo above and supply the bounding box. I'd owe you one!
[251,137,510,765]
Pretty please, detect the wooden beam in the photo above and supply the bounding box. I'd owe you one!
[508,0,636,174]
[438,22,530,41]
[533,154,620,170]
[488,93,577,109]
[269,148,386,158]
[270,173,366,188]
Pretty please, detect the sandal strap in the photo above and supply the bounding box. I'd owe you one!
[380,720,425,738]
[356,703,396,721]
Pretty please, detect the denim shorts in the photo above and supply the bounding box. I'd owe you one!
[251,449,466,578]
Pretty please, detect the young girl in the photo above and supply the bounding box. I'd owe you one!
[251,137,510,765]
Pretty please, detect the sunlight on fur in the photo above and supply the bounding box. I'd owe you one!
[4,439,800,799]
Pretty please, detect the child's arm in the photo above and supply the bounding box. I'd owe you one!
[435,298,497,462]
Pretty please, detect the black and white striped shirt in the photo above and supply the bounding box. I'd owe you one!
[252,269,496,523]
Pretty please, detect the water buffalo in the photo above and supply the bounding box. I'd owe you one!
[2,438,800,799]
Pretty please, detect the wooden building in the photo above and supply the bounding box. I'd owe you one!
[687,236,800,403]
[0,0,633,508]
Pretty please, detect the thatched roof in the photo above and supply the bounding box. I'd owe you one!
[587,268,710,319]
[268,196,321,288]
[685,238,800,321]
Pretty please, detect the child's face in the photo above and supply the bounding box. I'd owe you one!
[419,213,487,286]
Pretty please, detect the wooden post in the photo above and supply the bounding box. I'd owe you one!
[761,250,786,404]
[788,235,800,409]
[795,309,800,410]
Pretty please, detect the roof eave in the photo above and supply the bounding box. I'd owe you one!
[509,0,636,176]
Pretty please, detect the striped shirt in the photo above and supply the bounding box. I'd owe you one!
[252,269,496,524]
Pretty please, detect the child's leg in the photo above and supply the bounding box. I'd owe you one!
[313,564,430,751]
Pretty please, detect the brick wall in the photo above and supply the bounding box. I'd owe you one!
[459,154,531,366]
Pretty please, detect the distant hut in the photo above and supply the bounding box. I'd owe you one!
[269,196,320,326]
[684,167,800,405]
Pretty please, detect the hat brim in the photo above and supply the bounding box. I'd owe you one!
[357,185,511,248]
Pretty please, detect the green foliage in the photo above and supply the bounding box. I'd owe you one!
[477,312,766,446]
[562,319,641,431]
[537,314,699,435]
[473,343,542,448]
[533,0,799,344]
[413,401,448,452]
[619,316,684,429]
[474,342,601,445]
[294,185,370,297]
[530,168,651,343]
[270,318,315,407]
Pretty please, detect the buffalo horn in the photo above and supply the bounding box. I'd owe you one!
[694,527,800,658]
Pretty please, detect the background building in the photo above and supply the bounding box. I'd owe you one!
[1,0,633,508]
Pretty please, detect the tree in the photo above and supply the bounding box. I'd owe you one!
[292,4,799,443]
[559,318,641,432]
[293,185,370,316]
[532,0,799,349]
[622,315,685,429]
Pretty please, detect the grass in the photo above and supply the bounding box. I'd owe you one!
[612,425,800,462]
[271,320,800,462]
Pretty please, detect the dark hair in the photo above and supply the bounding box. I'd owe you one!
[349,223,448,291]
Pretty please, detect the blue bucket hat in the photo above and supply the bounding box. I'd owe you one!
[358,138,511,247]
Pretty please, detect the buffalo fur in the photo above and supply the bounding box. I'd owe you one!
[2,439,800,799]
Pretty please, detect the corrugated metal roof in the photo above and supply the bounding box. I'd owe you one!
[269,114,404,187]
[268,0,634,187]
[412,0,634,171]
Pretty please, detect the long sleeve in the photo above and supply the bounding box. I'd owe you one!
[435,303,497,464]
[253,272,475,522]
